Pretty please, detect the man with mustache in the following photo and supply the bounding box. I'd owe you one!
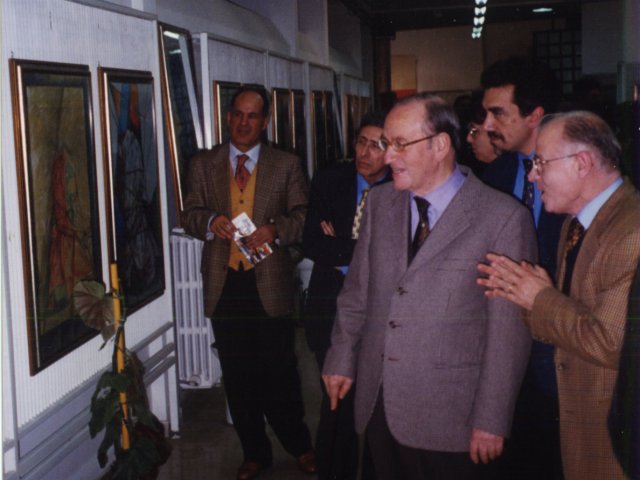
[480,56,565,479]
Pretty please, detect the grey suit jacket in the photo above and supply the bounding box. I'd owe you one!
[323,167,537,452]
[181,143,308,318]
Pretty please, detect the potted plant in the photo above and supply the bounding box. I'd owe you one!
[74,276,171,480]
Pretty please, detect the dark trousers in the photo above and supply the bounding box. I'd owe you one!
[212,268,312,465]
[315,351,376,480]
[366,391,477,480]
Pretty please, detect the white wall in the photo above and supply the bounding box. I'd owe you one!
[2,0,178,477]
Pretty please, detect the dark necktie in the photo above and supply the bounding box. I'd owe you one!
[235,154,250,191]
[351,188,370,240]
[409,197,430,262]
[562,217,585,294]
[522,158,535,211]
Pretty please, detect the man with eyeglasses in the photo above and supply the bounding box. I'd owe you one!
[478,111,640,480]
[322,93,536,479]
[480,55,566,480]
[303,111,389,480]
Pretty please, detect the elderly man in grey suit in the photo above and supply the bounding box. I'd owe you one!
[322,93,537,479]
[182,87,314,480]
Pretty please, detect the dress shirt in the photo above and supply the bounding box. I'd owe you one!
[410,165,466,235]
[576,177,623,229]
[513,151,543,226]
[229,143,261,174]
[205,143,262,239]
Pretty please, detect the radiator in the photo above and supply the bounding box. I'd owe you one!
[170,228,222,389]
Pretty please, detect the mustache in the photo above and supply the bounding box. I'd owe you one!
[487,131,505,142]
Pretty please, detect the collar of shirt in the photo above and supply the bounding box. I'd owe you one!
[411,165,466,233]
[229,143,261,174]
[576,176,623,229]
[514,151,543,226]
[355,171,388,205]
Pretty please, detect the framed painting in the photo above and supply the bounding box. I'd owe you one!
[213,81,241,144]
[292,89,308,179]
[311,90,327,171]
[9,59,102,374]
[158,23,203,212]
[271,88,294,153]
[98,68,165,312]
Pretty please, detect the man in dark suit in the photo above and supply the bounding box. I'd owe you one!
[608,260,640,479]
[304,111,389,480]
[322,93,537,479]
[478,110,640,479]
[480,56,565,479]
[182,86,315,480]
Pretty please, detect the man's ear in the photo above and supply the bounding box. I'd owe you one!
[575,150,595,178]
[435,132,451,155]
[526,106,545,128]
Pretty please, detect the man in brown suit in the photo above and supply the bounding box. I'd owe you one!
[478,110,640,480]
[182,87,315,480]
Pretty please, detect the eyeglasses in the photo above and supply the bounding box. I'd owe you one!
[354,136,385,152]
[377,133,438,153]
[532,152,581,173]
[468,126,480,139]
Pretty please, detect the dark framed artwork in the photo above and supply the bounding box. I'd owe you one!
[158,23,202,212]
[292,89,308,179]
[271,88,294,153]
[9,59,102,374]
[213,81,241,144]
[311,90,328,171]
[98,68,165,312]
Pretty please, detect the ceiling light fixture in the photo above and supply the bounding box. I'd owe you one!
[533,7,553,13]
[471,0,488,39]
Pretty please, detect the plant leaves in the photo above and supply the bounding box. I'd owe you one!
[73,280,115,341]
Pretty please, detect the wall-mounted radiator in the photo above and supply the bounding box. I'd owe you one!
[170,229,222,389]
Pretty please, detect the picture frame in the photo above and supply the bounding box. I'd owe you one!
[292,89,308,179]
[9,59,102,374]
[212,81,241,145]
[271,88,294,153]
[158,23,203,213]
[98,67,165,312]
[311,90,328,171]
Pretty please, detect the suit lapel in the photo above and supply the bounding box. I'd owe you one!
[406,174,475,271]
[212,144,231,215]
[570,179,633,297]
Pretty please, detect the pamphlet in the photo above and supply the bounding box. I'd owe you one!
[232,212,273,265]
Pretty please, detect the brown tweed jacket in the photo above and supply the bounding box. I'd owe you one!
[181,143,308,318]
[527,178,640,480]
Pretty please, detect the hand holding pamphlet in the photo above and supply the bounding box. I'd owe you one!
[232,212,273,265]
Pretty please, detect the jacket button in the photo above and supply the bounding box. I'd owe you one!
[397,287,407,295]
[389,321,399,329]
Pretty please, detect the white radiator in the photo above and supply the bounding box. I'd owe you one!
[170,228,222,389]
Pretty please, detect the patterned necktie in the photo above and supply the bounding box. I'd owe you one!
[410,197,430,261]
[522,158,535,211]
[235,154,250,191]
[562,217,585,294]
[351,188,370,240]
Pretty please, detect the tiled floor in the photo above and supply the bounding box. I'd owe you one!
[158,327,322,480]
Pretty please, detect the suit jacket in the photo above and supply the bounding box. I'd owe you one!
[323,167,537,452]
[484,152,566,396]
[303,162,389,352]
[608,259,640,479]
[527,178,640,480]
[181,143,308,318]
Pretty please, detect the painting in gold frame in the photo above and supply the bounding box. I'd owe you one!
[98,67,165,313]
[9,59,102,374]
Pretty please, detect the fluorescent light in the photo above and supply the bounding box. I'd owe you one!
[475,0,487,5]
[474,16,485,26]
[475,6,487,15]
[533,7,553,13]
